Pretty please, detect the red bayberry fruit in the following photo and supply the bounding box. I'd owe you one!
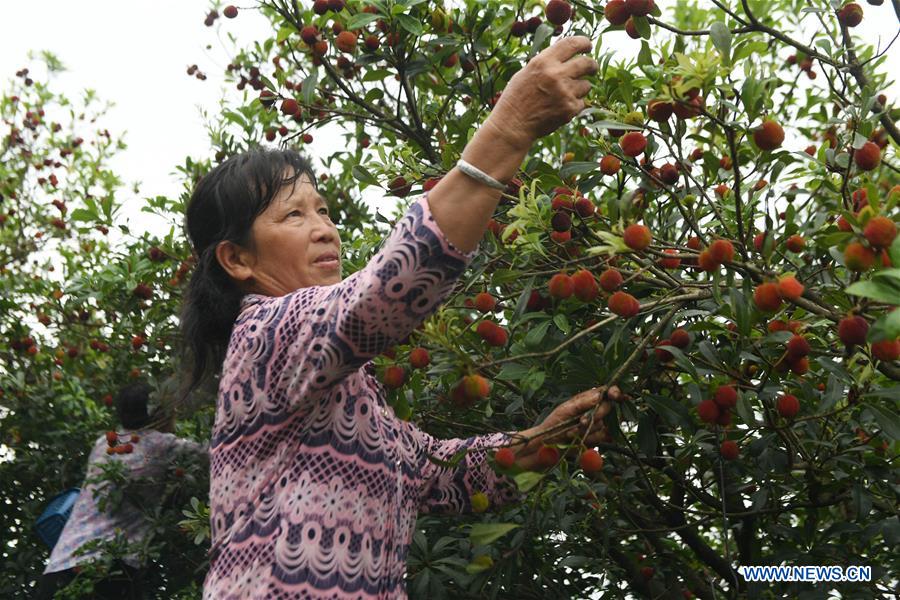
[382,365,406,389]
[623,224,652,251]
[753,283,783,312]
[579,449,604,473]
[838,316,869,346]
[409,347,430,369]
[572,269,599,302]
[720,440,739,460]
[608,291,641,318]
[599,268,624,292]
[777,394,800,418]
[548,273,575,299]
[713,385,738,409]
[495,447,516,469]
[697,399,720,423]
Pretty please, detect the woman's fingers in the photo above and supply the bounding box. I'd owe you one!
[570,79,592,100]
[565,55,600,79]
[544,35,593,63]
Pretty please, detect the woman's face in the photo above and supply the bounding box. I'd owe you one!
[240,171,342,296]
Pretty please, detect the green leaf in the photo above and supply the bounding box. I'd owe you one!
[632,16,651,40]
[524,320,552,349]
[496,362,530,382]
[351,164,379,188]
[301,69,318,105]
[560,161,599,178]
[869,307,900,341]
[709,22,731,65]
[529,23,553,59]
[845,280,900,304]
[553,313,570,335]
[469,522,520,547]
[863,403,900,441]
[396,14,423,36]
[513,471,543,492]
[346,13,380,30]
[889,236,900,271]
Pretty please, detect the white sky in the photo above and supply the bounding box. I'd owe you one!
[0,1,897,240]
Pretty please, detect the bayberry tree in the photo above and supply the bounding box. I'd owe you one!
[0,56,210,597]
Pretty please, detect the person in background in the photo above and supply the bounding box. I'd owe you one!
[35,381,208,599]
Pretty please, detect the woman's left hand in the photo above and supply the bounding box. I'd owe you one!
[509,386,620,470]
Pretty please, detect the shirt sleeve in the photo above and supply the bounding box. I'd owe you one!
[413,428,526,515]
[247,193,478,410]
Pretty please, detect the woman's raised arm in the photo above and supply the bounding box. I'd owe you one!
[427,36,598,253]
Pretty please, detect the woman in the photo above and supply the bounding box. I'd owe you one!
[181,36,612,598]
[36,381,207,599]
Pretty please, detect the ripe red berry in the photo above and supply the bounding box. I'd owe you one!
[697,399,720,423]
[697,249,720,272]
[753,283,783,312]
[838,316,869,346]
[837,3,864,27]
[871,339,900,362]
[382,365,406,389]
[623,224,652,250]
[605,0,629,25]
[753,120,785,151]
[476,320,509,347]
[599,268,624,292]
[713,385,738,409]
[572,269,599,302]
[854,141,880,170]
[647,99,673,122]
[670,328,690,348]
[720,440,739,460]
[223,5,238,18]
[548,273,575,299]
[863,216,897,249]
[462,374,491,400]
[300,25,319,45]
[608,291,640,318]
[495,447,516,469]
[777,394,800,418]
[658,249,681,269]
[708,239,734,263]
[106,431,118,446]
[474,292,496,313]
[843,242,876,272]
[409,347,430,369]
[785,235,805,252]
[626,0,654,16]
[537,445,560,469]
[786,335,811,359]
[579,449,604,473]
[620,132,648,157]
[545,0,573,26]
[600,154,621,175]
[777,275,805,300]
[335,30,357,53]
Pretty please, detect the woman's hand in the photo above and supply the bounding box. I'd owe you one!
[483,35,599,153]
[509,386,620,471]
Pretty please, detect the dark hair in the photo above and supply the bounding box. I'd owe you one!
[116,381,152,430]
[178,147,316,404]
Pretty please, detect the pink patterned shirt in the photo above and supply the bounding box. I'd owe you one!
[204,194,524,599]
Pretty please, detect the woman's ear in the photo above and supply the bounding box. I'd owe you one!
[215,240,255,285]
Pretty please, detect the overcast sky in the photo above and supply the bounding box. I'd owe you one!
[1,1,897,240]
